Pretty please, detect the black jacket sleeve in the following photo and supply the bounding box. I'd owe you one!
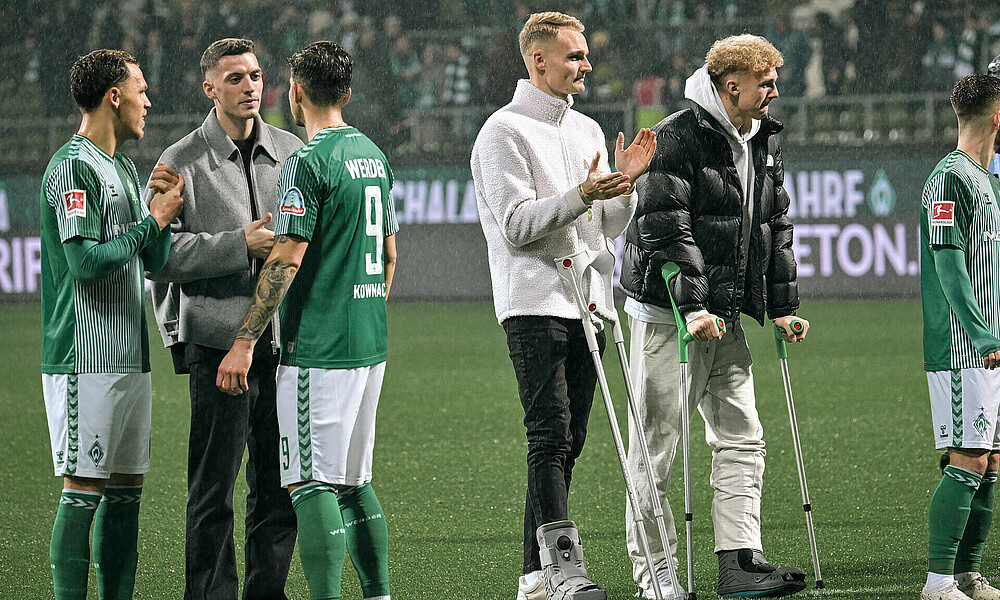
[765,137,799,319]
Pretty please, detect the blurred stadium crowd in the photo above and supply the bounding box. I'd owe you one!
[2,0,999,164]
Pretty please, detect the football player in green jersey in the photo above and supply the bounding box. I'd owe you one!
[218,42,397,600]
[920,74,1000,600]
[40,50,184,600]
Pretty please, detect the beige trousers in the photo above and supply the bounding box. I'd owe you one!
[625,316,766,591]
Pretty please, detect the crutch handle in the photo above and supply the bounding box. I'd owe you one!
[660,262,693,363]
[588,302,618,323]
[716,317,726,335]
[774,318,804,359]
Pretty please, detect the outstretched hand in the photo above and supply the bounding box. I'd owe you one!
[580,151,632,201]
[614,128,656,184]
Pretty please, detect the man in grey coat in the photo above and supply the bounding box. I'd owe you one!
[145,38,303,600]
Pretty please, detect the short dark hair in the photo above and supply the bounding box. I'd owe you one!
[288,41,352,107]
[951,74,1000,120]
[69,49,138,112]
[201,38,256,78]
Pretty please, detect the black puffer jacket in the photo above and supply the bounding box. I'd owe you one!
[620,101,798,324]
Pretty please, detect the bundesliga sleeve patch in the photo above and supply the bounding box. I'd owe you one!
[279,186,305,216]
[931,201,954,227]
[64,189,86,218]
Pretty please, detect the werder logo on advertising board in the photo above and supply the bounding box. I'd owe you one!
[867,169,897,216]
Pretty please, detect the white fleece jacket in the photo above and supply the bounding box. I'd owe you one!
[471,79,637,323]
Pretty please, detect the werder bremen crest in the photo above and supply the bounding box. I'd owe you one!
[89,439,105,465]
[974,409,988,439]
[867,169,896,216]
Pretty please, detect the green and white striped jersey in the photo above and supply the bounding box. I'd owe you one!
[273,125,399,369]
[921,150,1000,371]
[40,134,152,374]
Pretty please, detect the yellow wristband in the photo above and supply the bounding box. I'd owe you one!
[578,183,594,207]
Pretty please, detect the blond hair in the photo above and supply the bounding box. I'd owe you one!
[518,11,584,59]
[705,34,783,83]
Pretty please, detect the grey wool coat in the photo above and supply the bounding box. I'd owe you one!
[145,109,304,352]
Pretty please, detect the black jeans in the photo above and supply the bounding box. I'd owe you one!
[183,340,297,600]
[503,316,605,573]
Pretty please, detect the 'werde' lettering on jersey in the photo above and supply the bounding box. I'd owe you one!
[353,282,386,299]
[344,158,387,180]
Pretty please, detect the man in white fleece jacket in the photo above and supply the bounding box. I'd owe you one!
[470,11,655,600]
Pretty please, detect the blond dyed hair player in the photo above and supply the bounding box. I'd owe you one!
[471,11,655,600]
[619,34,807,598]
[39,49,183,599]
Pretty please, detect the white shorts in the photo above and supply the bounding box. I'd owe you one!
[928,368,1000,450]
[43,372,152,478]
[276,362,385,487]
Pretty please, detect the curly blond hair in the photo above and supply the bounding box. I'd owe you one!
[706,34,783,82]
[518,12,584,59]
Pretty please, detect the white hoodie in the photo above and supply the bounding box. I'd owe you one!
[626,66,763,326]
[684,64,760,270]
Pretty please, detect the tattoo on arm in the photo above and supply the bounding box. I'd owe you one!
[235,256,299,342]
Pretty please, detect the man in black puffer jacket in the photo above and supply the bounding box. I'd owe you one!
[620,35,810,599]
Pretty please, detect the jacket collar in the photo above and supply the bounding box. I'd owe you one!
[511,79,573,124]
[688,100,784,139]
[200,107,281,168]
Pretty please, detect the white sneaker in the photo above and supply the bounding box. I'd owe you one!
[517,572,546,600]
[922,581,975,600]
[635,562,680,599]
[958,573,1000,600]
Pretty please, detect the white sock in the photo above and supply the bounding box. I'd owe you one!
[521,570,542,587]
[924,572,956,593]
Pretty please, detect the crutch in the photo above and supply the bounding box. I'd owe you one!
[555,238,681,600]
[774,319,824,589]
[659,262,726,600]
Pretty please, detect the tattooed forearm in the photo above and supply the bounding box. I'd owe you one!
[235,257,299,342]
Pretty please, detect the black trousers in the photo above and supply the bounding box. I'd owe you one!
[183,341,297,600]
[503,316,605,573]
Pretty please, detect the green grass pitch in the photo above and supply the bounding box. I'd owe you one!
[0,300,967,598]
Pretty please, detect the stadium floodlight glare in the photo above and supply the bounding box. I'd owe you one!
[556,240,684,600]
[660,262,701,600]
[773,321,825,589]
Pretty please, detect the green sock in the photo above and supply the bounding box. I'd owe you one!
[51,489,101,600]
[93,485,142,600]
[929,466,983,574]
[955,471,996,574]
[292,483,347,600]
[339,483,390,599]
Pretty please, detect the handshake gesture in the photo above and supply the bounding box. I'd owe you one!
[578,128,656,201]
[148,162,185,230]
